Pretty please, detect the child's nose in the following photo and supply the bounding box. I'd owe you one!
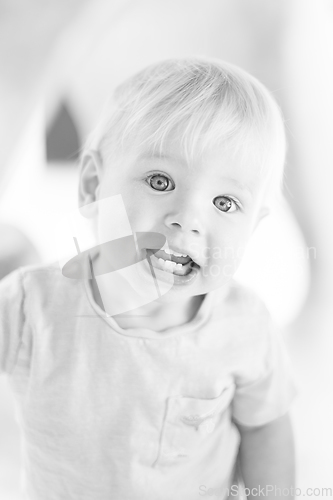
[163,200,204,234]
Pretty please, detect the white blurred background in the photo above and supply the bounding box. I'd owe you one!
[0,0,332,498]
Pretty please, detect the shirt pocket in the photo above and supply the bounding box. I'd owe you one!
[154,383,235,467]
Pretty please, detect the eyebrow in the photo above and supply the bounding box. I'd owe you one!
[218,176,253,195]
[137,152,187,166]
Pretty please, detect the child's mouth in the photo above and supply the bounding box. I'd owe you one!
[145,249,199,277]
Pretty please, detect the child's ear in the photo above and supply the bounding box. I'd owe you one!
[252,205,270,234]
[78,150,103,207]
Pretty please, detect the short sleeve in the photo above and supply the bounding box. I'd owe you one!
[232,319,297,427]
[0,268,25,375]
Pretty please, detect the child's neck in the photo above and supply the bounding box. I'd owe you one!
[90,276,204,332]
[114,294,205,332]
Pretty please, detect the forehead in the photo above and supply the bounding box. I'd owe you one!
[133,133,269,188]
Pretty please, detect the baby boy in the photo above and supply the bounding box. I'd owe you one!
[0,57,296,500]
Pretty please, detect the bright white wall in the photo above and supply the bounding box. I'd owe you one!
[0,103,78,263]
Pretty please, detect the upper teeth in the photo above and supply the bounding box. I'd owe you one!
[158,258,183,270]
[164,247,188,258]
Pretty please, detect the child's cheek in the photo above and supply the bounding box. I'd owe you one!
[204,232,251,282]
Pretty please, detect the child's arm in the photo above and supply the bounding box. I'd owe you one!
[236,413,295,500]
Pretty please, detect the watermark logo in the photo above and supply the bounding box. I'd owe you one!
[199,484,332,497]
[55,195,174,316]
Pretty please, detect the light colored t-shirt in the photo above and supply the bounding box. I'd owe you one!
[0,264,296,500]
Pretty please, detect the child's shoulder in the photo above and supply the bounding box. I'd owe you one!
[16,261,62,280]
[0,262,83,307]
[9,261,73,288]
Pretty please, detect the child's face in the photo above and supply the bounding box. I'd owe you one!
[81,136,270,302]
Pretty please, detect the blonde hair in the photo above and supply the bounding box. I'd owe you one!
[85,57,286,203]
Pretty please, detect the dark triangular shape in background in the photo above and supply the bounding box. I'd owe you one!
[46,101,81,163]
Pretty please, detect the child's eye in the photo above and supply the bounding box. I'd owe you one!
[146,173,174,192]
[213,196,240,213]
